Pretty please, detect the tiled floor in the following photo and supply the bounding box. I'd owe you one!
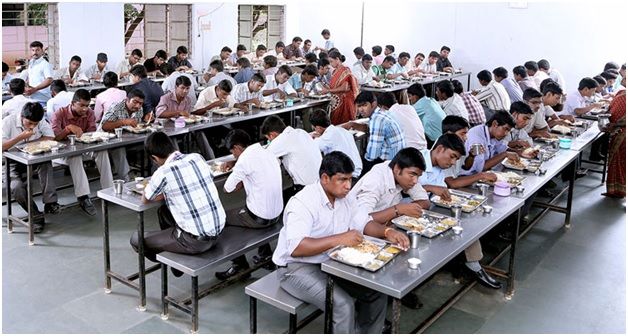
[2,169,625,333]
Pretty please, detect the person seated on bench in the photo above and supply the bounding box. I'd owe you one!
[419,133,501,289]
[504,101,538,158]
[261,115,322,199]
[272,151,409,334]
[215,129,284,281]
[131,131,226,277]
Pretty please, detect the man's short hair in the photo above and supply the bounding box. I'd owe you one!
[176,46,188,54]
[593,75,607,86]
[600,71,618,81]
[155,50,168,59]
[385,45,395,52]
[275,41,285,49]
[127,88,145,100]
[407,83,426,99]
[398,52,410,60]
[389,147,426,171]
[451,79,465,95]
[362,54,373,62]
[442,115,470,134]
[277,65,293,77]
[537,59,550,70]
[304,39,311,45]
[372,45,382,56]
[524,61,539,72]
[263,55,277,68]
[317,58,330,68]
[477,70,493,82]
[237,57,251,68]
[309,109,331,129]
[217,79,233,93]
[578,77,598,90]
[9,78,26,95]
[304,52,318,63]
[131,49,143,58]
[355,91,376,105]
[72,89,91,103]
[541,81,563,96]
[22,102,45,122]
[486,110,515,127]
[145,131,175,159]
[513,65,528,78]
[161,64,176,76]
[434,133,466,157]
[236,44,247,52]
[383,56,396,64]
[415,52,425,59]
[225,129,251,150]
[103,71,119,88]
[492,67,508,79]
[604,62,620,72]
[436,80,455,98]
[353,47,365,57]
[50,79,67,94]
[130,64,148,78]
[510,101,533,115]
[377,92,397,109]
[251,73,266,83]
[175,75,192,87]
[2,62,8,73]
[292,36,302,43]
[321,29,330,35]
[261,115,287,135]
[523,88,542,100]
[256,44,267,52]
[429,51,440,58]
[221,46,232,53]
[320,151,354,178]
[96,53,108,63]
[441,46,451,52]
[210,60,224,72]
[70,55,82,64]
[302,65,318,77]
[29,41,44,49]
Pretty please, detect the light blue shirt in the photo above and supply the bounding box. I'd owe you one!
[500,77,523,103]
[413,97,446,141]
[314,125,363,177]
[418,148,451,188]
[461,125,509,176]
[288,73,304,90]
[390,63,410,74]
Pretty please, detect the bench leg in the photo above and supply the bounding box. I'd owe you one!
[324,275,334,334]
[250,297,257,334]
[161,264,169,320]
[191,276,199,333]
[102,200,112,293]
[289,313,297,334]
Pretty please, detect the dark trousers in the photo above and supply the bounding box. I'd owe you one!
[590,133,609,159]
[130,204,219,262]
[5,162,58,218]
[225,206,281,268]
[282,184,305,206]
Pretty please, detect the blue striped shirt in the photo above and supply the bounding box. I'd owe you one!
[365,108,406,161]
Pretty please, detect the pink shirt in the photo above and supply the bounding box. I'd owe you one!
[155,91,192,117]
[51,105,97,137]
[94,88,127,123]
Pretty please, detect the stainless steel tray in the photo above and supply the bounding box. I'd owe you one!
[430,190,487,213]
[327,236,401,272]
[391,211,459,238]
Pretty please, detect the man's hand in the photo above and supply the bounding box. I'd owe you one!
[430,186,451,201]
[505,152,520,162]
[24,86,38,95]
[385,229,409,250]
[143,112,154,123]
[479,172,498,183]
[65,124,83,137]
[398,203,423,218]
[19,129,35,141]
[123,119,138,127]
[338,230,363,246]
[558,115,575,123]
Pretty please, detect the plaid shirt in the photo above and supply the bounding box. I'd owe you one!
[144,151,226,237]
[231,82,263,103]
[365,108,406,161]
[460,92,486,126]
[101,100,144,124]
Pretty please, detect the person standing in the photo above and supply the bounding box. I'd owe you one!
[24,41,53,103]
[320,51,359,125]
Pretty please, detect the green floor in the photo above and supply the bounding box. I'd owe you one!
[2,167,625,333]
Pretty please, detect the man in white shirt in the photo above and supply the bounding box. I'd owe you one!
[245,44,267,64]
[2,78,36,118]
[117,48,143,80]
[231,73,266,111]
[84,53,113,80]
[524,61,549,88]
[379,92,427,150]
[45,80,75,121]
[262,115,322,196]
[473,70,511,111]
[55,55,88,84]
[352,47,365,66]
[265,42,286,61]
[193,79,237,114]
[503,101,536,154]
[272,151,408,334]
[309,109,362,178]
[563,77,602,117]
[203,60,237,88]
[420,51,440,74]
[538,59,566,91]
[215,129,284,280]
[210,46,232,65]
[314,29,334,53]
[351,54,378,85]
[24,40,53,103]
[2,61,13,87]
[261,65,297,102]
[521,88,551,138]
[436,81,469,120]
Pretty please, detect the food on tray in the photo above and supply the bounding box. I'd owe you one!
[77,131,115,143]
[352,240,382,254]
[21,140,60,154]
[395,216,428,231]
[333,246,377,266]
[505,157,527,170]
[211,107,239,115]
[522,145,541,157]
[440,218,458,227]
[551,125,572,134]
[210,162,233,176]
[375,252,394,262]
[364,260,385,271]
[493,171,525,186]
[384,246,401,254]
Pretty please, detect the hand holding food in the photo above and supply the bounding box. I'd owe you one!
[338,230,364,247]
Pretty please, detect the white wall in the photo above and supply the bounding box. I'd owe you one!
[57,3,125,70]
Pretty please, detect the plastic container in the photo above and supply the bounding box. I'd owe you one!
[559,138,572,149]
[494,181,511,197]
[174,117,186,128]
[407,258,422,269]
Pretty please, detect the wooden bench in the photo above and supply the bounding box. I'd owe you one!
[245,270,322,333]
[156,223,282,333]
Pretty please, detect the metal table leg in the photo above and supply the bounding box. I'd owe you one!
[137,211,146,311]
[250,297,257,334]
[289,313,297,334]
[191,276,199,333]
[26,164,34,246]
[505,208,521,300]
[5,158,13,232]
[161,264,169,320]
[103,200,112,293]
[564,160,576,228]
[391,297,401,334]
[324,275,334,334]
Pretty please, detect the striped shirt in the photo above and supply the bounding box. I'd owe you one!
[365,108,406,161]
[500,77,523,103]
[101,100,144,124]
[144,151,226,237]
[459,92,486,126]
[475,80,511,111]
[231,82,263,103]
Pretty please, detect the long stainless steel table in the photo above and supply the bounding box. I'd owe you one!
[360,72,472,96]
[322,193,524,333]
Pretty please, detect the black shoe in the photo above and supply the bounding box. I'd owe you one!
[215,263,251,281]
[382,319,392,334]
[472,268,502,289]
[32,216,45,233]
[538,188,556,198]
[400,292,423,309]
[44,202,61,214]
[575,168,588,180]
[171,267,184,278]
[252,254,272,265]
[79,197,97,216]
[498,230,514,241]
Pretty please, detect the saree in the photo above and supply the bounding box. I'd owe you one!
[328,65,359,125]
[606,90,626,197]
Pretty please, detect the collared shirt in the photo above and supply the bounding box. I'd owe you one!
[351,63,376,85]
[373,55,384,65]
[167,56,193,70]
[461,125,509,175]
[267,126,322,185]
[155,91,192,117]
[562,90,588,116]
[2,95,36,119]
[161,72,198,106]
[539,104,557,118]
[272,183,370,266]
[209,55,226,64]
[324,39,334,51]
[517,77,539,92]
[388,103,427,150]
[116,58,141,78]
[500,77,523,103]
[46,91,75,121]
[234,67,255,84]
[2,73,14,87]
[440,93,469,120]
[262,67,278,77]
[372,65,390,80]
[84,63,113,79]
[287,73,312,91]
[208,71,236,88]
[349,161,429,213]
[365,108,406,161]
[413,96,445,141]
[143,58,160,73]
[436,57,453,72]
[2,111,54,145]
[131,78,164,114]
[314,125,363,177]
[532,71,550,87]
[231,82,263,103]
[224,143,283,220]
[55,67,88,82]
[475,80,511,111]
[503,126,533,146]
[523,108,549,133]
[101,100,144,124]
[283,44,304,59]
[262,74,297,102]
[194,85,236,110]
[459,92,486,126]
[419,148,452,188]
[51,105,97,136]
[420,62,438,73]
[26,56,53,102]
[94,88,127,123]
[390,63,410,75]
[548,69,566,91]
[145,151,226,237]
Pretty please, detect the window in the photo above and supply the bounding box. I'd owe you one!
[124,3,191,60]
[238,5,285,52]
[2,3,59,68]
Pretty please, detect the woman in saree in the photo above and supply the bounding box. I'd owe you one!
[603,76,626,198]
[321,50,359,125]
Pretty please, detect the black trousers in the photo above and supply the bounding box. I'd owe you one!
[130,204,219,262]
[225,205,281,268]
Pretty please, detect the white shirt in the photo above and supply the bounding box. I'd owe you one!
[314,125,363,177]
[26,56,53,102]
[532,71,550,88]
[54,67,88,82]
[524,108,549,133]
[420,62,438,73]
[116,58,140,78]
[267,126,322,185]
[46,91,74,121]
[548,69,566,91]
[3,73,14,87]
[265,49,286,60]
[440,93,469,120]
[224,143,284,220]
[2,95,36,118]
[208,71,236,88]
[2,111,54,144]
[194,85,236,110]
[272,182,370,266]
[231,82,263,103]
[387,103,427,150]
[161,72,198,106]
[475,80,511,111]
[262,74,296,102]
[349,161,429,214]
[504,127,533,146]
[351,63,376,85]
[563,90,588,116]
[539,103,557,118]
[84,63,113,79]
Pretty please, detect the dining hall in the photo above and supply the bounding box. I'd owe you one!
[1,0,626,333]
